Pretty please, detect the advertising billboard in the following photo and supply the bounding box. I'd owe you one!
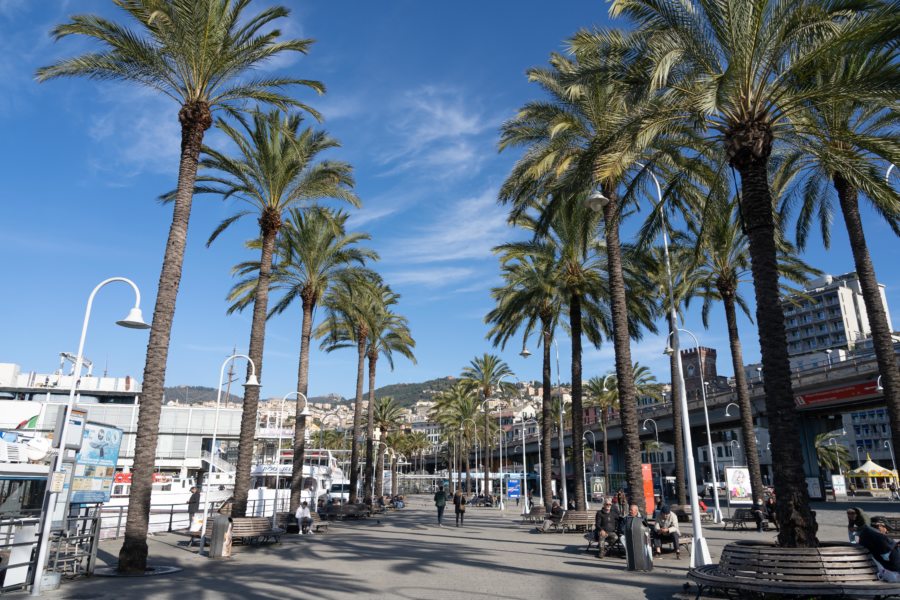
[70,422,123,504]
[725,466,753,505]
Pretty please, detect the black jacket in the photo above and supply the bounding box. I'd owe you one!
[595,506,621,534]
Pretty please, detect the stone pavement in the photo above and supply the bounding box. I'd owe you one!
[31,497,900,599]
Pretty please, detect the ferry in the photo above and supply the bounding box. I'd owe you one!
[250,449,345,513]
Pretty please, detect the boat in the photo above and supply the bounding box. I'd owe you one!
[250,449,345,513]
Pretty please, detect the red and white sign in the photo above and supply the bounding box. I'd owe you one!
[795,380,880,408]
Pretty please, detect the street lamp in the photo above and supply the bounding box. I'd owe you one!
[668,327,723,525]
[463,418,479,493]
[877,375,884,392]
[199,353,259,555]
[828,438,843,476]
[517,419,532,513]
[493,373,516,510]
[729,440,740,468]
[524,418,543,502]
[825,349,833,368]
[583,430,596,508]
[885,440,897,475]
[33,277,149,593]
[756,367,762,382]
[275,392,308,519]
[855,446,863,466]
[590,164,712,567]
[724,403,739,417]
[642,419,663,504]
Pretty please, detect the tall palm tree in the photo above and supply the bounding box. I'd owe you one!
[36,0,323,572]
[405,431,430,474]
[371,396,404,498]
[608,0,897,545]
[364,293,416,503]
[431,383,481,493]
[814,432,852,476]
[486,249,562,508]
[201,110,358,516]
[264,208,376,510]
[781,54,900,466]
[316,270,382,503]
[689,192,820,507]
[461,354,514,500]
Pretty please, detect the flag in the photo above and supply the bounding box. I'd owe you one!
[16,415,39,429]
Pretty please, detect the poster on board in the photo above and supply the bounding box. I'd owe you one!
[70,422,123,504]
[725,466,753,505]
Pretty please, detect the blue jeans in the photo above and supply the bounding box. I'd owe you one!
[437,505,445,524]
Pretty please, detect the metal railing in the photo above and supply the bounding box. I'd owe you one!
[0,516,41,594]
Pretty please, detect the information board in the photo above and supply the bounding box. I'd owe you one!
[70,422,123,504]
[725,467,753,505]
[507,479,521,499]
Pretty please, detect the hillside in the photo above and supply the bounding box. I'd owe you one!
[373,376,458,408]
[163,385,241,405]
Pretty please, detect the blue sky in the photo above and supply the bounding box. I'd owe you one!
[1,1,897,400]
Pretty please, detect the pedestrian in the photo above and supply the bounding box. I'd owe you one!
[616,489,628,516]
[434,485,447,527]
[890,482,899,501]
[295,500,314,535]
[594,498,621,558]
[453,489,467,527]
[187,486,200,530]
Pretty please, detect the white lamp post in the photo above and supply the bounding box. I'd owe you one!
[724,403,739,417]
[642,419,663,504]
[855,446,863,466]
[729,440,740,468]
[587,165,712,567]
[33,277,149,594]
[877,375,884,392]
[523,418,542,502]
[198,353,259,555]
[884,440,897,475]
[274,391,308,520]
[671,327,723,524]
[582,430,596,508]
[827,438,843,476]
[463,418,479,493]
[519,421,529,513]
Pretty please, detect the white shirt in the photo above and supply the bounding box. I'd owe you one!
[295,506,311,520]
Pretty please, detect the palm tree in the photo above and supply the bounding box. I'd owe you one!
[371,396,404,498]
[36,0,323,572]
[405,431,430,474]
[689,192,821,507]
[431,383,481,493]
[781,53,900,467]
[364,293,416,503]
[486,248,562,508]
[814,432,852,476]
[316,270,382,503]
[461,354,514,500]
[608,0,896,545]
[201,110,358,517]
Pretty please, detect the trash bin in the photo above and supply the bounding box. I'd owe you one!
[209,515,232,558]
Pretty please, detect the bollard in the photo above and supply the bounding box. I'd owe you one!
[209,515,232,558]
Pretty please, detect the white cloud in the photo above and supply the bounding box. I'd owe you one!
[384,267,475,288]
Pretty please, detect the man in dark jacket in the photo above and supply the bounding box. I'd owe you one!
[595,498,621,558]
[187,486,201,529]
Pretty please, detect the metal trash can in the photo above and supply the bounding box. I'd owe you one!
[209,515,232,558]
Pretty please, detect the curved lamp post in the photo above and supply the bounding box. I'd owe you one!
[827,438,843,476]
[199,354,259,555]
[34,277,149,593]
[582,430,596,508]
[642,419,663,504]
[885,440,897,477]
[724,403,739,417]
[588,164,712,567]
[462,418,479,493]
[729,440,740,468]
[275,391,308,519]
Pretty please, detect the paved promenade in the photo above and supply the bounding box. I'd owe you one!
[35,498,900,599]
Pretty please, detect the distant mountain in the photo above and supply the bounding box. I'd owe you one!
[163,385,241,405]
[373,376,458,408]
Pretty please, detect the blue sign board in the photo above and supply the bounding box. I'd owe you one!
[71,422,123,504]
[508,479,521,498]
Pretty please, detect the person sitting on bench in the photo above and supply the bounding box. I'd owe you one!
[295,501,314,535]
[539,501,564,532]
[652,505,681,559]
[859,516,900,582]
[595,497,621,558]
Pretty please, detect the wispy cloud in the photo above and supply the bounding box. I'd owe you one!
[384,267,475,288]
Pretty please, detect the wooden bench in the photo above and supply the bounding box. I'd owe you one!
[521,506,545,524]
[324,503,370,521]
[674,504,713,524]
[555,510,595,533]
[688,541,900,599]
[722,508,756,530]
[274,512,330,534]
[229,517,285,545]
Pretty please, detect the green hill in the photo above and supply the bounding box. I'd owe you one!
[373,376,458,408]
[163,385,241,405]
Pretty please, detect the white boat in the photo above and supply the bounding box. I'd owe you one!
[250,449,345,514]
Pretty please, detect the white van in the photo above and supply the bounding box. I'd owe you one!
[330,482,351,503]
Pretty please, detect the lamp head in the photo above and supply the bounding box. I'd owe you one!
[243,374,260,388]
[663,345,674,356]
[585,190,610,212]
[374,427,381,441]
[116,307,151,329]
[519,347,532,359]
[642,424,648,431]
[299,405,311,417]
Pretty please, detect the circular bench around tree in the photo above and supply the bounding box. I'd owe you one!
[688,540,900,599]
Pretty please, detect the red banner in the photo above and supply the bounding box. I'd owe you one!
[795,380,880,408]
[642,463,655,515]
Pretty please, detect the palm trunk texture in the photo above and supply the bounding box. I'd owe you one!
[364,354,377,502]
[834,174,900,474]
[118,102,210,573]
[731,123,817,546]
[290,297,315,512]
[541,326,554,509]
[602,413,610,496]
[570,294,586,511]
[721,290,765,503]
[603,189,645,514]
[667,314,687,506]
[232,220,279,518]
[348,334,367,503]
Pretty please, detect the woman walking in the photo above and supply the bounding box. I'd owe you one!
[454,490,467,527]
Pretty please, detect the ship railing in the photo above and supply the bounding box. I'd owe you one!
[199,450,236,473]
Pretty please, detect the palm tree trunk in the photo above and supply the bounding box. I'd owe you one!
[541,325,554,509]
[667,314,687,506]
[721,289,765,503]
[570,293,586,511]
[348,333,367,504]
[465,454,471,494]
[118,101,211,573]
[232,219,279,518]
[391,458,399,497]
[603,189,645,514]
[290,297,315,512]
[834,174,900,475]
[601,414,609,495]
[375,444,385,498]
[732,131,817,546]
[364,353,377,502]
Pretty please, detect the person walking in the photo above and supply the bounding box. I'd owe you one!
[434,486,448,527]
[187,486,201,531]
[454,489,467,527]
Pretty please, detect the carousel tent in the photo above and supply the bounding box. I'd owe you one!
[847,455,898,489]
